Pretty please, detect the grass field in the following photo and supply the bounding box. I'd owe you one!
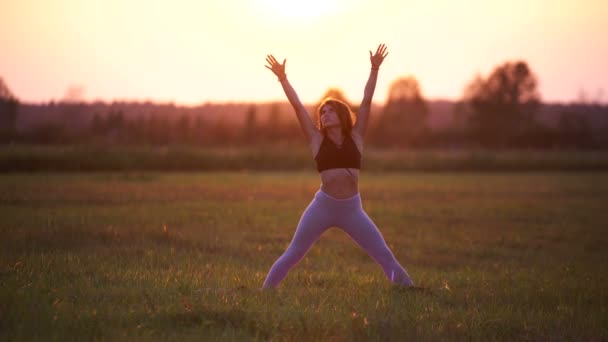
[3,144,608,172]
[1,171,607,340]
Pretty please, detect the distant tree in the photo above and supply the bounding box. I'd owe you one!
[107,110,126,142]
[461,61,541,147]
[372,76,429,147]
[62,85,86,103]
[266,103,282,141]
[315,88,353,111]
[88,110,126,143]
[192,115,206,144]
[557,111,593,148]
[242,104,258,143]
[126,115,147,144]
[29,122,68,144]
[0,77,19,141]
[90,112,105,135]
[211,116,234,145]
[143,115,170,145]
[175,114,192,144]
[0,77,16,99]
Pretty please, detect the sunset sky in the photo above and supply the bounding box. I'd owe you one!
[1,0,607,105]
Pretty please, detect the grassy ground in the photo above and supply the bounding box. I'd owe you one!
[3,144,608,172]
[1,172,607,340]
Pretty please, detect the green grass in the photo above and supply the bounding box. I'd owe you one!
[1,172,607,340]
[2,144,608,172]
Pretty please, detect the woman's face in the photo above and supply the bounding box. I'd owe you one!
[320,104,340,129]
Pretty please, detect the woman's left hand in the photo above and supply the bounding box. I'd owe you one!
[370,44,388,69]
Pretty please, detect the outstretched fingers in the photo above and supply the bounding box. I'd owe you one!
[265,55,276,68]
[266,54,277,64]
[375,44,383,55]
[265,54,287,80]
[375,44,388,58]
[265,55,286,69]
[369,44,389,69]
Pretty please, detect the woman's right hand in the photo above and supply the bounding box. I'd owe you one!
[369,44,388,70]
[265,55,287,81]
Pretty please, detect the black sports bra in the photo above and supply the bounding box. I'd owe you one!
[315,134,361,172]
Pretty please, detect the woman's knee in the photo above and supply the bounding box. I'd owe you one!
[281,245,307,264]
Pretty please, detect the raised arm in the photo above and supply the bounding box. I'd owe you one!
[353,44,388,137]
[265,55,320,143]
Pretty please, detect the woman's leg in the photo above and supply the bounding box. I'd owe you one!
[339,209,414,286]
[263,197,330,288]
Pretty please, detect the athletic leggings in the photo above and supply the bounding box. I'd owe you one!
[263,189,413,288]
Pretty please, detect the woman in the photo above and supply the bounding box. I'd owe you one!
[263,44,414,288]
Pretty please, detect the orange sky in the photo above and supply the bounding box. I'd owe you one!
[1,0,607,105]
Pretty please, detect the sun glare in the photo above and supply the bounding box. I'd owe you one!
[258,0,343,19]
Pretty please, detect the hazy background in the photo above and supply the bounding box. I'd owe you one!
[2,0,608,158]
[1,0,607,105]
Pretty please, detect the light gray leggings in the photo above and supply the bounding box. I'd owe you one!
[263,189,413,288]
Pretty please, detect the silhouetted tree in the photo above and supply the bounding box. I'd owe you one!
[372,76,429,147]
[107,111,126,142]
[0,77,19,141]
[192,116,206,144]
[143,115,171,145]
[315,88,354,111]
[62,85,86,103]
[266,103,282,141]
[242,104,258,143]
[88,110,126,143]
[90,112,105,135]
[461,61,541,147]
[218,116,238,144]
[174,114,192,144]
[557,111,593,148]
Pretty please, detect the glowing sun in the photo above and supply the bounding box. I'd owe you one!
[258,0,343,19]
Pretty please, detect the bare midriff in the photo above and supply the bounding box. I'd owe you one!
[319,168,360,199]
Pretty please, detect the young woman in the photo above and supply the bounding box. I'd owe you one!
[263,44,414,288]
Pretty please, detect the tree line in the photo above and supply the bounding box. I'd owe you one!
[1,60,607,148]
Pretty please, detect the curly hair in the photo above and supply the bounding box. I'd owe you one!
[317,98,355,136]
